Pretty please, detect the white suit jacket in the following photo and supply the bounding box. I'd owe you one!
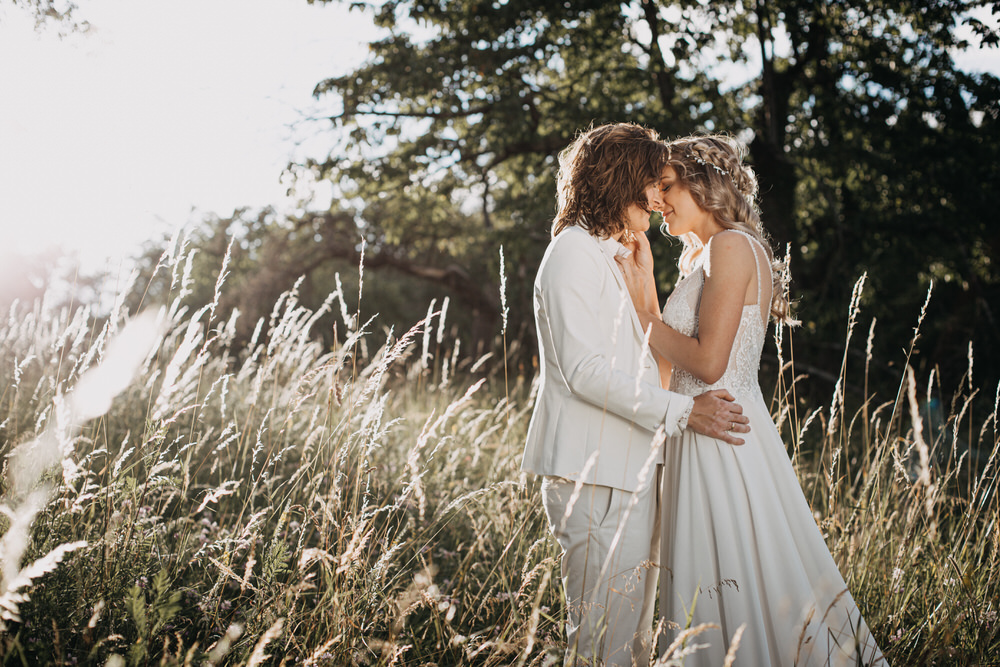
[521,225,694,492]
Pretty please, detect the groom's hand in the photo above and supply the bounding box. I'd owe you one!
[688,389,750,446]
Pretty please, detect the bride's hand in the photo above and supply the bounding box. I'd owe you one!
[623,228,654,276]
[616,231,658,313]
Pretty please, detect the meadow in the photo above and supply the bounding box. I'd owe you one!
[0,236,997,666]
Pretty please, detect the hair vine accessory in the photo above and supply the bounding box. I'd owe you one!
[689,152,727,176]
[687,151,741,194]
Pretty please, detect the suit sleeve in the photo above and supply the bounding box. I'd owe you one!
[537,233,693,436]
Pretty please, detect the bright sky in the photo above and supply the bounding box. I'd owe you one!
[0,0,377,272]
[1,2,997,276]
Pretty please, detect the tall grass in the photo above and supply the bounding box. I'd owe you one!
[771,275,1000,665]
[0,243,997,665]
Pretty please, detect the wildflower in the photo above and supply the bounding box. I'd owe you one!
[499,246,509,336]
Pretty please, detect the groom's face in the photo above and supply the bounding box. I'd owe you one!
[624,166,669,234]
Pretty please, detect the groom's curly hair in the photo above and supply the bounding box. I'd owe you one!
[552,123,669,239]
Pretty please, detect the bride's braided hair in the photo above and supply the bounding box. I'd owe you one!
[665,134,797,325]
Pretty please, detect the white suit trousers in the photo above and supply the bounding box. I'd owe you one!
[542,473,661,667]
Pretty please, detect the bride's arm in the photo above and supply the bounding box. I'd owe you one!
[624,232,755,385]
[618,232,672,386]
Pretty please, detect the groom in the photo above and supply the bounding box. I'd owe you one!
[521,123,748,667]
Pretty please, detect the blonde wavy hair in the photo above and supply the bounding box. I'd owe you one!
[665,134,796,325]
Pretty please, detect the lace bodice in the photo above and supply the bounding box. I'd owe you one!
[662,231,769,400]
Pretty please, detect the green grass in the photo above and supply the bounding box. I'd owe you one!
[0,247,997,666]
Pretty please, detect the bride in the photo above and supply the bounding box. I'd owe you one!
[616,134,887,666]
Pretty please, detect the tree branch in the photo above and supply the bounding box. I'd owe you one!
[300,213,501,316]
[482,136,568,171]
[328,103,494,122]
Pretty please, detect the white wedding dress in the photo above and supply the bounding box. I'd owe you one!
[658,230,886,666]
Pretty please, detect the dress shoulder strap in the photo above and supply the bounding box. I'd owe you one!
[716,230,771,324]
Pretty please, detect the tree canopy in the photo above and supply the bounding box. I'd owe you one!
[285,0,999,397]
[3,0,86,32]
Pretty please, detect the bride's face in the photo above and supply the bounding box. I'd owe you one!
[659,166,715,241]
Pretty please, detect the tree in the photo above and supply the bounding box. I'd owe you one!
[124,208,497,356]
[300,0,999,393]
[2,0,87,32]
[304,0,747,350]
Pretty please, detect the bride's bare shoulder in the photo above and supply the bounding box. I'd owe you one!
[704,230,756,276]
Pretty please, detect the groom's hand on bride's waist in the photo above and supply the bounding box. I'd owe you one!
[687,389,750,446]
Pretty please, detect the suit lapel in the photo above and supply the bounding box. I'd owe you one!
[593,235,647,343]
